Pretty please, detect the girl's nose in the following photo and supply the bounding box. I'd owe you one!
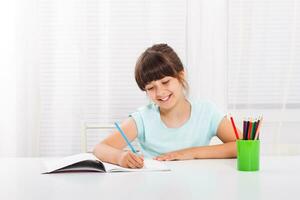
[155,87,166,97]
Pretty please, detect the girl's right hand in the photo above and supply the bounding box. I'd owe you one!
[117,151,144,168]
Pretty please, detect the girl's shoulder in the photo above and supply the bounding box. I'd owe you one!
[129,103,158,127]
[134,103,158,115]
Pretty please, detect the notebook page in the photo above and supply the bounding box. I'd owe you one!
[104,159,170,172]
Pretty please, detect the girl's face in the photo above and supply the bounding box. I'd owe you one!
[145,76,184,110]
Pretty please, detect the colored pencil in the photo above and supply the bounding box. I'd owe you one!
[254,116,263,140]
[114,122,137,153]
[251,120,257,140]
[247,118,252,140]
[245,120,249,140]
[243,120,247,140]
[229,115,240,140]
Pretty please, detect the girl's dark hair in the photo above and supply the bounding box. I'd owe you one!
[135,43,188,91]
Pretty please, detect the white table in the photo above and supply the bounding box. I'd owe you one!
[0,156,299,200]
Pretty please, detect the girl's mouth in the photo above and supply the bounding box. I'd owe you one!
[159,94,172,102]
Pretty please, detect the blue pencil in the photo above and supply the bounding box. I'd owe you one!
[114,122,137,153]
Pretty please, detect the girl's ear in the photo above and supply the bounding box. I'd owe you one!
[179,69,189,96]
[179,70,186,79]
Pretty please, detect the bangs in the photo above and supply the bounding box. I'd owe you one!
[136,52,177,90]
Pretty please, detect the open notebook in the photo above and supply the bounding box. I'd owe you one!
[41,153,170,174]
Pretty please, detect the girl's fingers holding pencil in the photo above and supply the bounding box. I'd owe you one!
[118,151,136,168]
[126,159,136,168]
[129,152,144,166]
[127,154,143,168]
[128,152,144,168]
[118,151,144,168]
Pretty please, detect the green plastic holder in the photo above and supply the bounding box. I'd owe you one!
[236,140,260,171]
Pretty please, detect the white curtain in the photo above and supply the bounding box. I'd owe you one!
[1,0,299,157]
[0,1,39,156]
[186,0,227,110]
[0,1,17,156]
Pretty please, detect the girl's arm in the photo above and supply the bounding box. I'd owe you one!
[155,117,242,161]
[93,118,144,168]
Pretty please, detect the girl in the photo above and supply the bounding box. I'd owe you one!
[93,44,240,169]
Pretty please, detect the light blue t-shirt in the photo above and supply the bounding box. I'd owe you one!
[130,99,224,158]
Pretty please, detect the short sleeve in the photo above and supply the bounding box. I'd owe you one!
[129,111,145,140]
[209,102,224,138]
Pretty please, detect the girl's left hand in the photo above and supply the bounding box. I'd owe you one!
[154,150,194,161]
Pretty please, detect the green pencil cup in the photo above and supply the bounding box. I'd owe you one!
[236,140,260,171]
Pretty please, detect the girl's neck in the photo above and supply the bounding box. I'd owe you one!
[159,97,191,128]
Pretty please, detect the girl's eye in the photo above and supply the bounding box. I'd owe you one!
[146,87,154,91]
[162,80,170,84]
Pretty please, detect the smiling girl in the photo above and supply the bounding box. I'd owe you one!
[93,44,240,168]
